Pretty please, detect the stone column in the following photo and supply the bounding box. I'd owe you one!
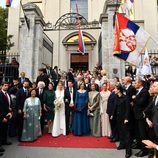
[19,3,45,81]
[100,0,125,79]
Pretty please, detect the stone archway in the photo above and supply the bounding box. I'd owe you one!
[62,31,96,71]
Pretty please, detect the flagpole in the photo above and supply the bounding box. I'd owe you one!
[20,0,30,30]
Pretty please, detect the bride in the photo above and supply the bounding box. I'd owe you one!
[52,81,66,137]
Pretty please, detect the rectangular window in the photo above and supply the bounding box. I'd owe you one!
[70,0,88,20]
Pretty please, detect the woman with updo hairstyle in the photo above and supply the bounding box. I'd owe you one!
[100,83,111,137]
[43,82,55,134]
[72,81,90,136]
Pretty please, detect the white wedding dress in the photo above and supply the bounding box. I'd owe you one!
[52,89,66,137]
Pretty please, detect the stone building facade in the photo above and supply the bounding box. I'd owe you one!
[7,0,158,80]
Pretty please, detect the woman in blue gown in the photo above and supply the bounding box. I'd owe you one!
[72,81,90,136]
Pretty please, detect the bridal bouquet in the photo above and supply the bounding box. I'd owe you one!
[54,98,63,111]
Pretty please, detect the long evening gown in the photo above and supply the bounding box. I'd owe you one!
[88,91,101,137]
[100,90,111,137]
[72,90,90,136]
[21,97,41,141]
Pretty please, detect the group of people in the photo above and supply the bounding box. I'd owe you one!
[1,65,158,158]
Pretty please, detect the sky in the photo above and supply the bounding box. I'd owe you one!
[0,0,20,8]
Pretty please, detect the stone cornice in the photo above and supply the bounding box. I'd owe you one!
[99,13,108,24]
[23,2,44,18]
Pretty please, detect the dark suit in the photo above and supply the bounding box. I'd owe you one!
[36,88,45,132]
[144,96,158,142]
[50,69,61,89]
[107,91,118,139]
[16,88,29,141]
[66,72,75,83]
[133,88,150,151]
[125,85,136,140]
[18,77,32,88]
[113,95,131,154]
[36,74,49,88]
[64,87,76,134]
[0,91,12,144]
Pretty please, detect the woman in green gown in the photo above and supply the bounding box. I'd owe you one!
[43,83,55,134]
[21,89,42,142]
[88,83,101,137]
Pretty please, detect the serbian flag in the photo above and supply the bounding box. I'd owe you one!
[6,0,13,7]
[76,1,85,55]
[113,13,150,66]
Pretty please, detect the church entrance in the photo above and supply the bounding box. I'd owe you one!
[71,53,88,71]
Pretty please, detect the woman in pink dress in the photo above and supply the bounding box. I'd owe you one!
[100,83,111,137]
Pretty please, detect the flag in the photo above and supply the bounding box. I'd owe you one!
[126,0,134,11]
[6,0,13,7]
[120,0,134,16]
[113,12,150,66]
[76,1,85,55]
[141,49,152,76]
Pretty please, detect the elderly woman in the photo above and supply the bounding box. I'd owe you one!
[21,89,42,142]
[88,84,101,137]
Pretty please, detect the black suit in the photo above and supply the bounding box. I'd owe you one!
[113,95,131,154]
[18,77,32,88]
[16,88,29,141]
[133,88,149,151]
[36,88,45,132]
[125,85,136,140]
[107,91,118,139]
[64,87,76,134]
[36,74,49,88]
[50,69,61,89]
[66,72,75,83]
[144,96,158,142]
[0,91,12,145]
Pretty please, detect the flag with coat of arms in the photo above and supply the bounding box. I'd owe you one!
[113,12,150,67]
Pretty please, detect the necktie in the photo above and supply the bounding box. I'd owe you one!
[70,88,72,93]
[155,96,158,106]
[24,89,28,97]
[5,92,10,106]
[40,89,43,95]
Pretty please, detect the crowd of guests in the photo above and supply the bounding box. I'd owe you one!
[1,65,158,158]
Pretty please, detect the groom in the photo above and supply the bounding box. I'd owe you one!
[64,80,76,135]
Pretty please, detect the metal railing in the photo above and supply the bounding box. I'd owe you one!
[0,53,20,82]
[125,50,158,78]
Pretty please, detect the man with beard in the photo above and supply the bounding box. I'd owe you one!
[16,81,29,141]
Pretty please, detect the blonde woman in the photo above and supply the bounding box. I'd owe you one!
[100,83,111,137]
[52,81,66,137]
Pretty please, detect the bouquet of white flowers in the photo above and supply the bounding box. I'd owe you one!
[54,98,63,111]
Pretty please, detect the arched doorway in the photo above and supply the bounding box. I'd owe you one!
[63,31,96,71]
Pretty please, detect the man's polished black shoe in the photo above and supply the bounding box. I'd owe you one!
[0,147,5,152]
[132,144,141,149]
[110,138,119,142]
[0,153,3,157]
[135,150,148,157]
[2,142,12,145]
[117,145,125,150]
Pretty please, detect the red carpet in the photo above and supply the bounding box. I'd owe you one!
[18,134,116,148]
